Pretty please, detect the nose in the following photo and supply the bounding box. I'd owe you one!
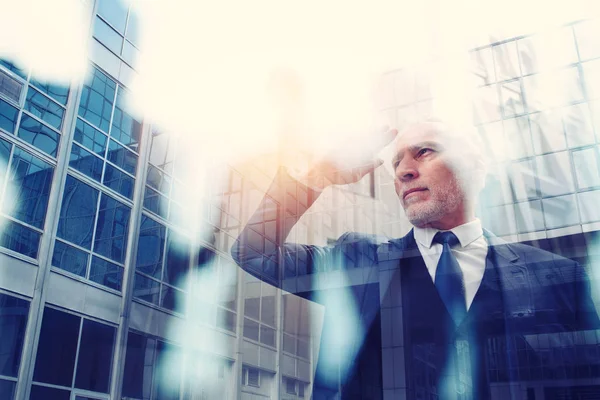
[395,158,419,182]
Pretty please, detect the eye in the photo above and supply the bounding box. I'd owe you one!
[416,148,432,158]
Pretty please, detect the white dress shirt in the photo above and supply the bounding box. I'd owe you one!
[413,219,488,310]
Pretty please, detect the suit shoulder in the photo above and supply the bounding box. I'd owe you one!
[507,242,587,283]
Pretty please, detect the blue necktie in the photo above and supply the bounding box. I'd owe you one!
[433,231,467,326]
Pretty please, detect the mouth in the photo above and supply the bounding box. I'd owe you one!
[403,188,427,200]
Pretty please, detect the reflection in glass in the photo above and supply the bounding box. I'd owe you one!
[93,16,123,55]
[133,273,160,305]
[164,230,190,288]
[97,0,128,33]
[0,59,27,79]
[94,194,131,263]
[29,385,70,400]
[78,67,116,132]
[111,89,142,150]
[0,293,29,377]
[73,118,107,155]
[89,256,123,290]
[143,186,168,218]
[2,148,53,228]
[136,215,166,278]
[122,332,156,399]
[33,307,80,386]
[107,139,137,174]
[0,380,15,400]
[103,163,134,199]
[52,240,88,277]
[69,144,103,182]
[29,76,69,105]
[0,99,19,134]
[25,88,64,130]
[16,115,60,157]
[0,218,41,258]
[57,176,99,249]
[75,319,115,392]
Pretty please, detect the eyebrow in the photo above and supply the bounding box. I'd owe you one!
[391,141,442,166]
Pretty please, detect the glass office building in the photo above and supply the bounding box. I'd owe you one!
[0,0,599,399]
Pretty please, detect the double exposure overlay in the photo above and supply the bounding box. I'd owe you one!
[0,1,600,399]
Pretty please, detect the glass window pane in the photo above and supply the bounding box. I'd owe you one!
[24,88,64,130]
[89,256,123,290]
[0,293,29,377]
[97,0,128,33]
[143,186,168,218]
[0,137,11,190]
[33,307,80,386]
[29,385,70,400]
[107,139,137,174]
[78,67,116,132]
[243,318,259,341]
[69,144,103,182]
[0,218,40,258]
[103,163,134,199]
[164,230,190,288]
[260,325,275,347]
[75,319,115,393]
[216,308,236,333]
[125,11,140,45]
[297,339,310,359]
[93,16,123,55]
[16,115,60,157]
[133,273,160,305]
[283,333,295,354]
[121,40,139,66]
[244,297,260,320]
[111,90,141,150]
[52,240,88,277]
[29,77,69,105]
[146,164,171,194]
[149,131,175,172]
[0,99,18,134]
[122,332,156,400]
[73,118,107,155]
[93,194,131,263]
[136,216,166,278]
[2,148,53,228]
[0,59,27,79]
[0,379,15,400]
[160,285,181,312]
[261,294,275,327]
[57,176,99,249]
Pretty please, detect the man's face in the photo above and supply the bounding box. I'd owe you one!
[392,123,469,229]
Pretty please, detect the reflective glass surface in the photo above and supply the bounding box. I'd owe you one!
[136,215,166,278]
[0,379,15,400]
[122,332,156,399]
[89,256,123,290]
[97,0,128,33]
[163,230,190,288]
[0,293,29,377]
[143,187,168,218]
[73,118,107,155]
[74,319,115,392]
[2,148,53,228]
[93,16,123,55]
[16,115,60,157]
[133,272,160,304]
[0,137,11,190]
[0,99,18,134]
[52,240,88,277]
[111,89,141,150]
[56,176,99,249]
[69,144,104,182]
[24,88,64,130]
[0,218,41,258]
[107,139,137,175]
[93,194,130,263]
[0,59,27,79]
[103,163,134,199]
[33,307,80,386]
[29,76,69,105]
[29,385,70,400]
[78,68,116,132]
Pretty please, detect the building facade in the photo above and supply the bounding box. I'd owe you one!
[0,0,600,399]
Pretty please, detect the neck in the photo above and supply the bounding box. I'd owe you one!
[418,206,476,231]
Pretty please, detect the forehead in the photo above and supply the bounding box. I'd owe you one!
[394,122,448,152]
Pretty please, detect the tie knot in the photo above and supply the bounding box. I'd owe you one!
[433,231,459,247]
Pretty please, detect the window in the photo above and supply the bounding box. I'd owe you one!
[241,366,260,387]
[133,215,190,312]
[0,293,29,400]
[94,0,141,67]
[283,294,312,360]
[32,307,116,398]
[74,68,139,200]
[243,276,277,347]
[122,332,156,400]
[0,69,23,105]
[0,138,54,258]
[285,377,297,395]
[54,175,131,291]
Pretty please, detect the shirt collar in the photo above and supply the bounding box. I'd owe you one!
[413,219,483,249]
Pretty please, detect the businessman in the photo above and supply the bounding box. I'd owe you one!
[232,120,599,399]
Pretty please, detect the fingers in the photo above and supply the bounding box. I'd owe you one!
[348,158,384,182]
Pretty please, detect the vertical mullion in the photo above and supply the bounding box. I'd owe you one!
[0,141,15,208]
[70,317,84,390]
